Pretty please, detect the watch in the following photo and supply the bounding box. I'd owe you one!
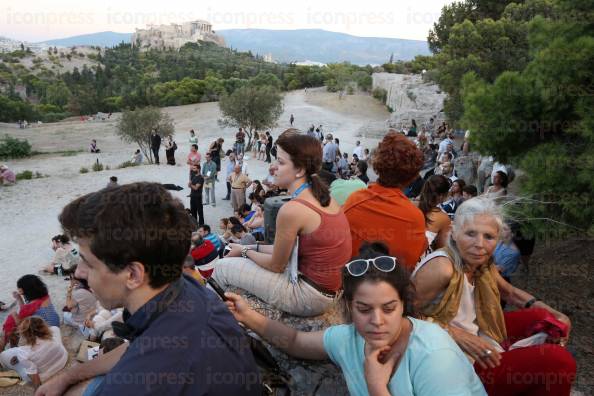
[241,246,252,258]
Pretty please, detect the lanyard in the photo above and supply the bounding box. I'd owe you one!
[291,182,311,199]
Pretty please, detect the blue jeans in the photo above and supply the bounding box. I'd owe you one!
[82,375,105,396]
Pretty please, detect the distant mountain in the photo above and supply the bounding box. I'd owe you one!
[40,31,132,47]
[218,29,430,65]
[35,29,429,64]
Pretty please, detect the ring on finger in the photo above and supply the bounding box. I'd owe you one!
[482,349,492,358]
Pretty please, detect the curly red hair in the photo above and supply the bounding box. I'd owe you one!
[372,132,424,187]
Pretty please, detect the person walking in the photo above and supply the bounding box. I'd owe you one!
[189,164,205,225]
[150,130,162,165]
[289,114,294,126]
[234,128,246,156]
[202,153,217,207]
[189,129,198,146]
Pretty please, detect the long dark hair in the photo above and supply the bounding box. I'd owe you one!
[418,175,451,225]
[342,242,415,322]
[16,274,49,302]
[276,129,331,207]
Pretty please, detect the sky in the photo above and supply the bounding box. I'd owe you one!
[0,0,454,42]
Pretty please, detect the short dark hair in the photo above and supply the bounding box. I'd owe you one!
[16,274,49,302]
[495,171,509,188]
[191,144,198,150]
[100,337,126,354]
[239,204,252,215]
[356,160,368,175]
[231,224,246,234]
[51,234,70,244]
[110,176,117,182]
[462,185,478,197]
[59,183,193,288]
[341,242,415,322]
[199,224,211,234]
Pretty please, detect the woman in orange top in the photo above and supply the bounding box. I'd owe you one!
[343,132,427,270]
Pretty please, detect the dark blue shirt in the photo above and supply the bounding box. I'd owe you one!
[94,276,261,395]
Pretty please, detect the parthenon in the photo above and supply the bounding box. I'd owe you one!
[132,20,226,50]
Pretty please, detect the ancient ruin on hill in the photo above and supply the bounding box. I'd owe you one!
[131,20,226,50]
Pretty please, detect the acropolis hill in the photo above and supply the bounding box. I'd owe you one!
[131,20,226,50]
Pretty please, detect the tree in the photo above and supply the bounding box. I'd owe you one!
[461,0,594,232]
[218,85,284,150]
[116,107,175,164]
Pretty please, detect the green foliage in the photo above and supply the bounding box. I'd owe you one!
[117,160,139,169]
[0,135,32,159]
[372,88,387,104]
[79,167,89,174]
[218,85,284,149]
[117,107,174,164]
[459,0,594,231]
[15,170,33,180]
[92,162,104,172]
[15,170,45,180]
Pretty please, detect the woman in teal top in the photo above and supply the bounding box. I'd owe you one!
[225,242,486,396]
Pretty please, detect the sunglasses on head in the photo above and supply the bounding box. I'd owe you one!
[345,256,398,277]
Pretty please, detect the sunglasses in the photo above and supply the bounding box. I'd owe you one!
[345,256,398,277]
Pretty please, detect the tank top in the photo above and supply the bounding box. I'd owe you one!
[293,199,352,292]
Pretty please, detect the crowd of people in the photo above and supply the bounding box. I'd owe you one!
[0,121,576,396]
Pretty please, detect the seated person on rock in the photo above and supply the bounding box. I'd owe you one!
[41,234,80,275]
[1,275,60,352]
[34,182,261,396]
[225,243,486,396]
[412,197,576,396]
[343,132,427,270]
[213,130,352,317]
[0,317,67,388]
[63,272,98,333]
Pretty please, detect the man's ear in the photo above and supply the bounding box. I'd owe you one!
[126,261,148,290]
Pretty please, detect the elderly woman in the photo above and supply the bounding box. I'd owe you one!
[343,132,427,270]
[213,130,352,317]
[225,243,486,396]
[412,197,576,395]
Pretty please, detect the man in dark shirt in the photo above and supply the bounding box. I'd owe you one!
[189,164,205,225]
[265,132,273,163]
[35,183,261,396]
[151,130,162,165]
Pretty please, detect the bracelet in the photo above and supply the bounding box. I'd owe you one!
[256,243,260,252]
[241,247,252,258]
[524,298,538,309]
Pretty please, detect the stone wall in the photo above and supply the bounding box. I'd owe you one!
[372,72,446,133]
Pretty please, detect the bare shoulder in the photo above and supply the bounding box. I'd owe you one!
[415,255,455,284]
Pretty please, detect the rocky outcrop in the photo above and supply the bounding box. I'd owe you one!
[372,73,446,134]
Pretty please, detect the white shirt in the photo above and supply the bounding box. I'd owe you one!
[352,145,363,158]
[438,138,454,154]
[0,327,68,382]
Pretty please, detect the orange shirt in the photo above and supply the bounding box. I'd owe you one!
[343,183,427,270]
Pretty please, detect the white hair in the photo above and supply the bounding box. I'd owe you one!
[446,197,508,271]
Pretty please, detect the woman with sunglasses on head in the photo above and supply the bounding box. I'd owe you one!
[412,197,575,395]
[225,242,486,396]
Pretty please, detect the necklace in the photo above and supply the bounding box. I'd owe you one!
[291,182,310,199]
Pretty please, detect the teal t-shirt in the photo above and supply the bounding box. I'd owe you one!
[322,317,486,396]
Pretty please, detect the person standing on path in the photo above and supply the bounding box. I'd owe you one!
[265,131,273,163]
[202,153,217,207]
[222,151,236,200]
[165,135,177,165]
[228,165,251,213]
[189,164,205,225]
[234,128,246,156]
[150,130,162,165]
[289,114,294,126]
[189,129,198,146]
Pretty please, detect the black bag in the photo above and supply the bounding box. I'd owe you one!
[247,335,292,395]
[172,141,178,151]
